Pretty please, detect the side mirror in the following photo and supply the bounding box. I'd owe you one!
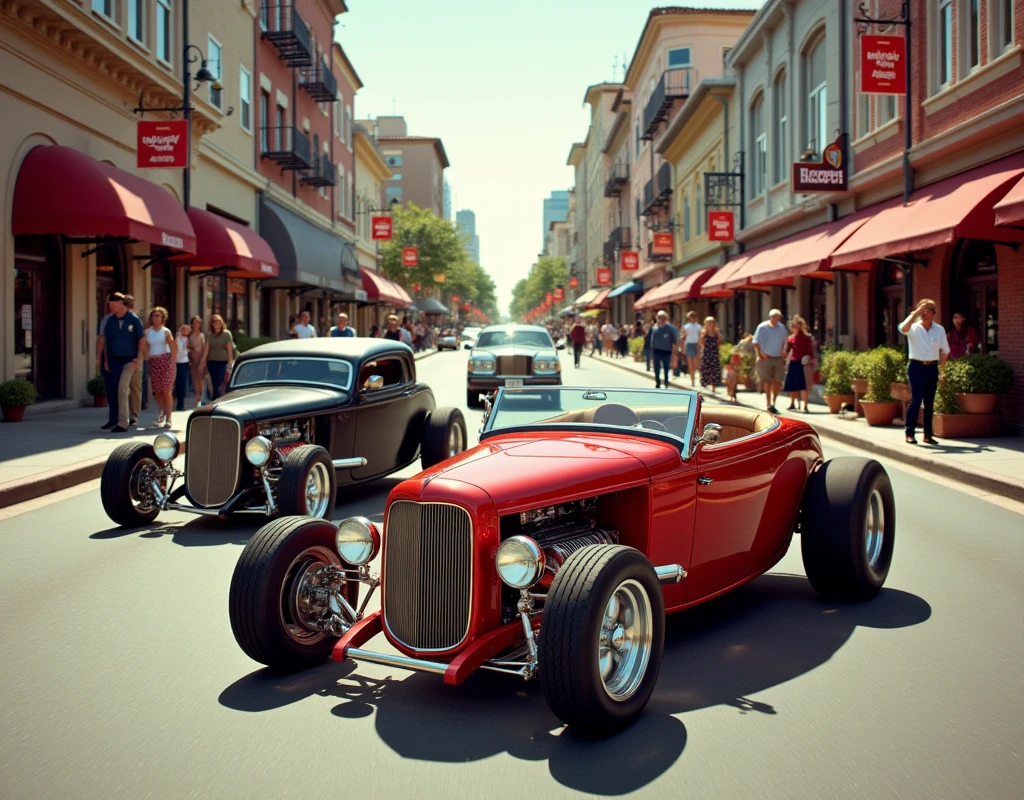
[481,394,493,425]
[700,423,722,445]
[464,343,472,350]
[556,343,566,350]
[364,375,384,391]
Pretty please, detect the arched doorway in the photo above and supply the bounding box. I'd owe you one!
[951,240,998,355]
[14,235,64,399]
[874,262,905,347]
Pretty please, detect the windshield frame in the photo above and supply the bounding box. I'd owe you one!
[229,356,353,393]
[480,385,701,456]
[475,329,555,349]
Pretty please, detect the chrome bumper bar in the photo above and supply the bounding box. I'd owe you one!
[162,501,273,516]
[345,647,448,675]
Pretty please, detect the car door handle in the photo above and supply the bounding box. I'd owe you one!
[698,476,713,485]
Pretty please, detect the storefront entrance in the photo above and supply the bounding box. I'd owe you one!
[808,278,829,343]
[95,241,128,335]
[13,236,63,399]
[875,262,905,348]
[151,261,177,328]
[952,240,999,355]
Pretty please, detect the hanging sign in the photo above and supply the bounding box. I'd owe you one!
[707,210,735,242]
[792,134,848,193]
[452,295,460,303]
[569,276,579,289]
[553,286,565,301]
[402,246,418,267]
[412,283,421,292]
[433,273,446,283]
[860,35,907,94]
[372,217,393,240]
[596,267,612,286]
[137,120,188,169]
[545,292,553,304]
[227,278,246,294]
[621,251,639,271]
[652,232,674,256]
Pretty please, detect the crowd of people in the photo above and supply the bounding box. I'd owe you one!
[284,310,444,353]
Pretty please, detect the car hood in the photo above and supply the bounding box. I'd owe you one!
[472,344,556,358]
[198,384,350,421]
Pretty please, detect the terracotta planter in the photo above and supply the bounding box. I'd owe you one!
[632,354,644,362]
[860,401,901,427]
[955,393,1000,415]
[742,376,756,391]
[851,378,868,394]
[890,382,911,402]
[824,393,855,414]
[1,405,26,422]
[92,395,108,408]
[932,413,1001,438]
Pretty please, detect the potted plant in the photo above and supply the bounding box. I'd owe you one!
[945,353,1013,415]
[821,350,856,414]
[859,347,906,427]
[87,375,107,407]
[0,378,38,422]
[628,336,645,362]
[850,350,872,416]
[889,357,910,402]
[739,349,757,391]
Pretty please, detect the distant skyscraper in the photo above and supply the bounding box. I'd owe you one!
[542,190,570,249]
[456,209,481,265]
[443,179,452,221]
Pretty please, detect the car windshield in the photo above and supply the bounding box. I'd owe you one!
[476,329,554,349]
[231,357,352,391]
[484,387,696,443]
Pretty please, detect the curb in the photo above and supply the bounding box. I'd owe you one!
[592,353,1024,504]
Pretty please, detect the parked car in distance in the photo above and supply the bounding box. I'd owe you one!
[229,386,896,734]
[99,339,467,527]
[466,324,564,407]
[436,329,459,351]
[460,326,482,350]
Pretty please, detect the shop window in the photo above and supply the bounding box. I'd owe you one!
[804,32,827,156]
[938,0,954,89]
[156,0,173,65]
[952,240,999,355]
[14,235,64,400]
[750,92,766,196]
[874,262,905,348]
[773,70,788,183]
[207,36,223,109]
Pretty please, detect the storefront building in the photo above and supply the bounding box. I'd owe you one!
[353,121,397,334]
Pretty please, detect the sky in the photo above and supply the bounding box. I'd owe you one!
[335,1,763,315]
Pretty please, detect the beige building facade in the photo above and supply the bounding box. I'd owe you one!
[370,115,449,217]
[353,122,392,333]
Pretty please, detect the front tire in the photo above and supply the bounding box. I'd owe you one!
[100,442,163,527]
[277,445,336,520]
[538,544,665,734]
[801,457,896,600]
[421,407,467,469]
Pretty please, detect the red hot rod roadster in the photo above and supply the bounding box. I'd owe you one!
[229,386,896,733]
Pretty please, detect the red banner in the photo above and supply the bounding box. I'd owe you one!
[545,292,553,304]
[621,251,639,271]
[553,286,565,301]
[137,120,188,169]
[569,276,579,289]
[707,211,735,242]
[596,267,612,286]
[372,216,393,240]
[652,232,674,255]
[452,294,460,303]
[860,35,906,95]
[402,246,418,267]
[413,283,421,292]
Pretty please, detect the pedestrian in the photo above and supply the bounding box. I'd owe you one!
[329,312,356,337]
[649,310,679,390]
[98,292,144,432]
[699,317,722,393]
[569,316,586,368]
[616,325,629,358]
[682,311,703,387]
[602,320,616,356]
[946,311,979,359]
[643,320,653,371]
[753,308,789,414]
[286,314,298,339]
[202,314,234,401]
[293,310,317,338]
[782,315,814,412]
[187,316,207,407]
[901,298,949,445]
[382,314,403,341]
[143,307,176,429]
[590,323,602,356]
[174,324,190,412]
[370,324,381,338]
[122,294,144,422]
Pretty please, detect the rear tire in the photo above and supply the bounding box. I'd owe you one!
[100,442,162,527]
[277,445,336,520]
[421,407,467,469]
[801,457,895,600]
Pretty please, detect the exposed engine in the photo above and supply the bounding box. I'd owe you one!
[257,420,308,446]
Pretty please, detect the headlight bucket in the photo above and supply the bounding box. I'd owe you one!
[534,358,560,373]
[336,516,381,566]
[468,359,496,373]
[244,435,273,467]
[495,535,546,590]
[152,431,180,462]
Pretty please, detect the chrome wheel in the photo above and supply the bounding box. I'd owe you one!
[128,458,161,513]
[280,545,341,645]
[448,422,465,457]
[303,462,332,518]
[865,488,885,571]
[598,579,653,702]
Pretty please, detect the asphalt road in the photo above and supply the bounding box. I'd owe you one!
[2,348,1022,799]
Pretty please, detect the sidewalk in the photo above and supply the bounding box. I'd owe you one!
[591,350,1024,503]
[0,347,439,509]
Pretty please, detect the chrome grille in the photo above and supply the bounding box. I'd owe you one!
[186,417,241,507]
[496,355,531,375]
[383,501,473,651]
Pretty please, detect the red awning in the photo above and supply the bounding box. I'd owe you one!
[393,283,412,307]
[634,277,683,311]
[12,145,196,253]
[831,153,1024,269]
[174,208,279,278]
[994,174,1024,228]
[361,268,409,308]
[586,288,611,309]
[663,267,718,302]
[700,258,748,296]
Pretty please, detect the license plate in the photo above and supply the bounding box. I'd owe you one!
[504,379,523,387]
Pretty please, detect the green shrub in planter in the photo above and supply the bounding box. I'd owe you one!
[233,335,274,354]
[719,342,734,366]
[0,378,38,407]
[851,350,873,381]
[945,353,1013,395]
[934,378,961,414]
[628,336,644,357]
[863,346,907,402]
[739,349,756,379]
[86,375,106,397]
[823,350,855,396]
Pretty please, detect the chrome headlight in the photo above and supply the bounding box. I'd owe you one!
[244,435,273,467]
[152,431,180,462]
[495,535,546,590]
[533,357,560,372]
[468,357,496,373]
[336,516,381,566]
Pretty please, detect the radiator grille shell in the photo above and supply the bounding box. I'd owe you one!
[383,501,473,652]
[185,416,242,507]
[496,355,532,376]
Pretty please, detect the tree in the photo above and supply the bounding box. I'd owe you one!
[509,256,568,320]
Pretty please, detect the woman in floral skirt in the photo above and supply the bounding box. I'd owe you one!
[142,307,177,429]
[699,316,722,393]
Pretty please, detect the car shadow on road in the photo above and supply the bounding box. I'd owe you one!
[218,573,931,795]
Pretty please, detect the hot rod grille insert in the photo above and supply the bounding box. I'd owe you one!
[384,501,472,652]
[185,417,241,507]
[496,355,531,376]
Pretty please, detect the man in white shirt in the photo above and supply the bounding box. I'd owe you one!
[682,311,703,386]
[294,310,317,339]
[900,298,949,444]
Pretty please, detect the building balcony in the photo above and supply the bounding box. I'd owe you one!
[604,162,629,197]
[261,125,311,170]
[602,227,631,264]
[641,68,695,140]
[300,154,336,187]
[647,241,672,262]
[299,58,338,103]
[641,164,673,216]
[260,2,313,67]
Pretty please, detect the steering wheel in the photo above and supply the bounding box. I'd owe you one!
[637,419,667,431]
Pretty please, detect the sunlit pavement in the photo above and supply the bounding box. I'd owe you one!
[1,348,1021,799]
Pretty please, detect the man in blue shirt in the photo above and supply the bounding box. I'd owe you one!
[753,308,789,413]
[100,292,144,432]
[329,312,355,337]
[649,310,679,389]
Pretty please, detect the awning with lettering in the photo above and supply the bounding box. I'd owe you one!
[12,145,196,254]
[174,207,279,279]
[259,199,358,293]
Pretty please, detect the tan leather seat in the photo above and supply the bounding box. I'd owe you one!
[699,406,775,443]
